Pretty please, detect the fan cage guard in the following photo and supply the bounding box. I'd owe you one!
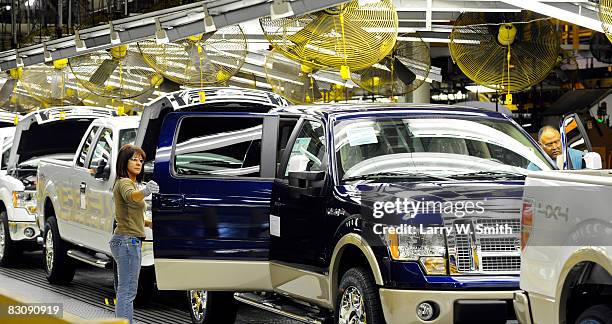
[260,0,399,72]
[69,45,158,99]
[353,35,431,96]
[20,64,81,105]
[601,0,612,43]
[137,25,247,87]
[264,49,325,104]
[449,11,560,93]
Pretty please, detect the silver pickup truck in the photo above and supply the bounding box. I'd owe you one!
[0,107,114,266]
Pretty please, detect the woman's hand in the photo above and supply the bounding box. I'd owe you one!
[145,219,153,229]
[142,180,160,197]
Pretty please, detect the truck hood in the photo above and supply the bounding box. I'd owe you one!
[336,180,524,225]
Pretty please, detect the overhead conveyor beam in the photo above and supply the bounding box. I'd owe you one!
[0,0,350,72]
[500,0,603,32]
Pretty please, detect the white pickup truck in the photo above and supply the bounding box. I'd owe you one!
[514,114,611,324]
[0,107,115,266]
[35,116,149,289]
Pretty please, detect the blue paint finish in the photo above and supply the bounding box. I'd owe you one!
[152,112,274,260]
[387,261,519,289]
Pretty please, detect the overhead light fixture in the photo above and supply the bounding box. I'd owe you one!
[203,3,217,33]
[74,30,87,51]
[43,43,53,62]
[109,21,121,45]
[155,18,169,44]
[270,0,294,20]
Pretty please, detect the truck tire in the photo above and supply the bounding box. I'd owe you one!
[112,261,155,306]
[576,304,612,324]
[42,217,76,284]
[187,290,238,324]
[336,267,384,324]
[0,211,20,266]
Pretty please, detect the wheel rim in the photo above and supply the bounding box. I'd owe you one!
[45,230,54,273]
[339,286,367,324]
[0,223,5,260]
[189,290,207,323]
[579,320,603,324]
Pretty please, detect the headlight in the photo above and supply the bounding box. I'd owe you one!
[384,228,447,275]
[13,190,37,214]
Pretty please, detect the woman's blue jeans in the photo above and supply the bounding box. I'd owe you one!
[109,234,142,324]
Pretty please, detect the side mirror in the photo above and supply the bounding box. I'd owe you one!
[288,171,325,197]
[583,152,602,170]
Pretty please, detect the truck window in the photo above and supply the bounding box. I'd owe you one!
[118,129,137,147]
[284,120,326,177]
[76,126,99,167]
[173,116,264,177]
[88,128,113,169]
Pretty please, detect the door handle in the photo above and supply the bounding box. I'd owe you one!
[157,194,185,210]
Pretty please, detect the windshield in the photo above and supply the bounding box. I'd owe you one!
[334,116,553,181]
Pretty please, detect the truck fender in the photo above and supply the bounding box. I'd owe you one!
[0,175,25,221]
[328,233,384,307]
[556,247,612,323]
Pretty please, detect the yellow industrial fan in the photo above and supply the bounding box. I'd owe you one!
[137,25,247,87]
[259,0,398,79]
[352,36,430,97]
[69,44,158,99]
[264,49,323,104]
[20,59,81,106]
[600,0,612,42]
[0,68,44,113]
[450,11,560,95]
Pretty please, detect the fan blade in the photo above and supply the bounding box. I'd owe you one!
[89,59,119,86]
[272,60,297,75]
[0,78,17,103]
[160,79,181,93]
[312,79,322,99]
[50,70,64,98]
[287,13,335,46]
[393,59,416,85]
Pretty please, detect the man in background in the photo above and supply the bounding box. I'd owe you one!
[537,125,584,169]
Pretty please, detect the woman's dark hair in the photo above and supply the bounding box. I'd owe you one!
[116,144,147,182]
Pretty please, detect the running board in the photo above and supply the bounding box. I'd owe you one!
[67,250,110,269]
[234,293,328,324]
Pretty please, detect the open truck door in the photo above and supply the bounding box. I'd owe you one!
[152,111,279,292]
[560,113,602,170]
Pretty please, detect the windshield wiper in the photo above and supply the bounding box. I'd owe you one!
[344,172,452,182]
[449,170,525,180]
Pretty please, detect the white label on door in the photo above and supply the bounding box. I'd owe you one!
[270,215,280,237]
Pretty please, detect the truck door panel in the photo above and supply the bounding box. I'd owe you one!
[59,125,100,241]
[153,112,278,291]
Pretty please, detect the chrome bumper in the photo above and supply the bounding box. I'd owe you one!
[8,221,41,241]
[379,288,519,324]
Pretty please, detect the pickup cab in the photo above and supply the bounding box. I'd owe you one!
[0,107,115,266]
[36,116,143,285]
[151,104,557,324]
[514,114,611,324]
[36,88,289,307]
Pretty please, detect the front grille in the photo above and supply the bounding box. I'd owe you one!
[446,215,521,275]
[482,256,521,271]
[480,237,519,252]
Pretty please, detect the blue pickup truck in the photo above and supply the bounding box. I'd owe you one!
[148,101,556,324]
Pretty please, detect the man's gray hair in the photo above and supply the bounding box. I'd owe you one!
[537,125,558,141]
